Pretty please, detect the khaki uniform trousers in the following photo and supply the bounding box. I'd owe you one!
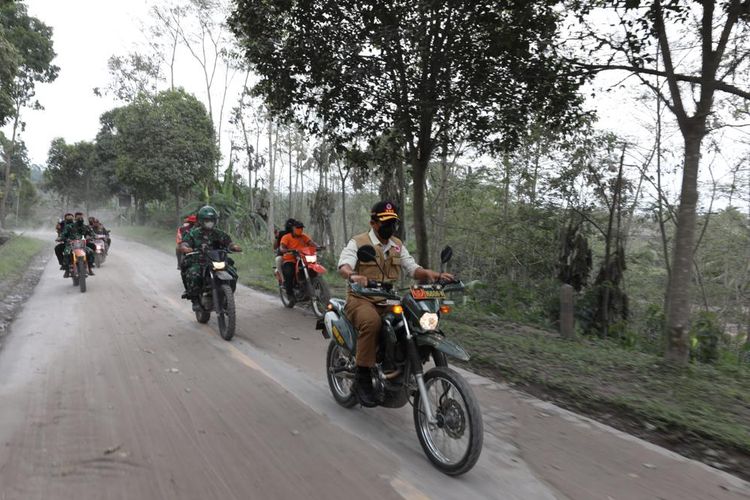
[345,295,387,367]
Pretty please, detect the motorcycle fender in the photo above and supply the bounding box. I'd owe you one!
[416,333,471,362]
[323,310,356,351]
[308,263,327,275]
[328,298,346,315]
[214,271,233,281]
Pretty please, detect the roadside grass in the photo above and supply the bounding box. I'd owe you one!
[0,235,47,282]
[444,311,750,460]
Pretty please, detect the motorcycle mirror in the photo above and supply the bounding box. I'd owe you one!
[357,245,377,263]
[440,246,453,264]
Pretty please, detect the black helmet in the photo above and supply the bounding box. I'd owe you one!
[284,218,297,232]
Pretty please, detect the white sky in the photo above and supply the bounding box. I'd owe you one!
[14,0,152,164]
[5,0,748,211]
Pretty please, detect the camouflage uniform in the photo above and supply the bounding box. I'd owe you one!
[180,226,235,298]
[60,222,96,265]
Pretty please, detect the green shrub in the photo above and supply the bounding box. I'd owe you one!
[689,311,723,364]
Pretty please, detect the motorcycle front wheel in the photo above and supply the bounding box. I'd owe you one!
[77,260,87,293]
[216,283,236,341]
[95,253,103,268]
[413,366,483,476]
[325,341,357,408]
[308,277,331,319]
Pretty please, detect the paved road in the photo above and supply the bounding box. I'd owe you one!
[0,238,748,500]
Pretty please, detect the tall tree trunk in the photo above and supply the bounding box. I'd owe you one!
[665,131,704,364]
[288,130,293,217]
[1,106,21,228]
[412,154,430,268]
[267,119,276,241]
[502,154,511,219]
[432,145,450,267]
[175,186,181,225]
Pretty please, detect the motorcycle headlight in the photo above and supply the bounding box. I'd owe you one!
[212,261,226,270]
[304,255,317,263]
[419,312,439,331]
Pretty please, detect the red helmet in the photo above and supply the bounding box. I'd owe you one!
[186,214,197,223]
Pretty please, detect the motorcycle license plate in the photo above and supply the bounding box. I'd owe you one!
[410,288,445,300]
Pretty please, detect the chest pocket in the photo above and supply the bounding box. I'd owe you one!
[384,254,401,281]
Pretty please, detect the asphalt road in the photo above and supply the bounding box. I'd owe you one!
[0,237,748,500]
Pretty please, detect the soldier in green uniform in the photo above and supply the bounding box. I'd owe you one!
[60,212,96,276]
[178,206,242,310]
[55,213,75,269]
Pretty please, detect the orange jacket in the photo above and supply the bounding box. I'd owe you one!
[279,232,313,263]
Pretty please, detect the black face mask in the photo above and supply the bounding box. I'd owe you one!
[76,219,84,226]
[377,222,397,240]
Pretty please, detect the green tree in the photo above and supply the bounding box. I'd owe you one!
[98,89,217,223]
[44,139,107,212]
[229,0,586,267]
[570,0,750,364]
[0,1,58,225]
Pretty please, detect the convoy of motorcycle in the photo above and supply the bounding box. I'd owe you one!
[51,212,485,476]
[186,244,239,341]
[319,245,484,475]
[91,233,109,267]
[276,245,331,318]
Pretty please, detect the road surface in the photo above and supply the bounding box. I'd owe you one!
[0,238,748,499]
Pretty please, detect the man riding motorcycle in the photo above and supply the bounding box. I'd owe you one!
[179,206,242,311]
[279,219,318,305]
[89,217,112,248]
[273,218,297,283]
[337,201,452,407]
[60,212,96,276]
[55,213,74,269]
[175,214,197,269]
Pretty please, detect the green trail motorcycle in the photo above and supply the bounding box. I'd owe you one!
[318,245,483,476]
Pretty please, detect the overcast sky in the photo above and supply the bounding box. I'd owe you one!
[14,0,152,165]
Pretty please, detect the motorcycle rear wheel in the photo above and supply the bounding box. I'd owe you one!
[326,341,357,408]
[195,310,210,323]
[216,284,236,341]
[413,366,483,476]
[308,277,331,319]
[279,286,295,308]
[78,260,87,293]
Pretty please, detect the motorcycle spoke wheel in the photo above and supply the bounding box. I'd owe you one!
[326,341,357,408]
[195,310,210,323]
[217,284,235,341]
[78,260,87,293]
[413,367,483,475]
[309,278,330,319]
[279,286,295,308]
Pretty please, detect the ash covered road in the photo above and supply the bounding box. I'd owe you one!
[0,238,747,500]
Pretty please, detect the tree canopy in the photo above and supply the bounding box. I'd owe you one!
[96,88,218,220]
[229,0,588,265]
